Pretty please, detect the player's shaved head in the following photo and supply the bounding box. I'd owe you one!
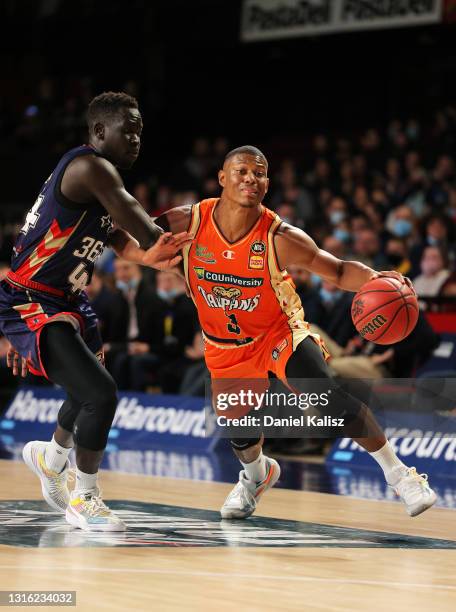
[224,145,268,168]
[87,91,139,128]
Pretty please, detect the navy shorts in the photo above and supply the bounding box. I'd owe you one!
[0,279,102,379]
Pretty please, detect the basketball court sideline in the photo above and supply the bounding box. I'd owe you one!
[1,459,456,611]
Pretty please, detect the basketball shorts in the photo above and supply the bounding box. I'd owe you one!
[205,322,330,418]
[0,279,102,379]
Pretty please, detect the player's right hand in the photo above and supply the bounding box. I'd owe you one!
[6,345,28,377]
[142,231,193,270]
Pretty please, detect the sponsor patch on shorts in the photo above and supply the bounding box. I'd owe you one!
[272,338,288,360]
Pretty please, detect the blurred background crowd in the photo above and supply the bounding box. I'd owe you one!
[1,2,455,449]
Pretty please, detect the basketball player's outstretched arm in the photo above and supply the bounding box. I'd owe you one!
[274,223,409,292]
[108,205,192,270]
[73,157,192,267]
[74,156,164,248]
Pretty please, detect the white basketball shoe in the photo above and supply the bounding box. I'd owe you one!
[221,457,281,519]
[22,441,72,513]
[389,465,437,517]
[66,488,126,531]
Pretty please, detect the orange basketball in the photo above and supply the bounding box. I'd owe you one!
[351,277,419,345]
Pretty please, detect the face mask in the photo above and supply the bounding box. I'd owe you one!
[329,211,346,225]
[392,219,412,237]
[427,235,440,246]
[319,288,342,304]
[116,277,139,292]
[333,229,351,243]
[310,273,322,288]
[387,253,404,268]
[421,260,441,276]
[157,288,179,302]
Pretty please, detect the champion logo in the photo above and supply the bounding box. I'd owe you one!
[222,250,235,260]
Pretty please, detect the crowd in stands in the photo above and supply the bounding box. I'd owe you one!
[1,93,456,413]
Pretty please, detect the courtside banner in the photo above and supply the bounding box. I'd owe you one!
[327,411,456,475]
[0,387,217,451]
[241,0,442,42]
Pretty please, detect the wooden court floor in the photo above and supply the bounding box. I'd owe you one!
[1,459,456,611]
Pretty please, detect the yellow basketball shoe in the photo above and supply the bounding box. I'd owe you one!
[220,457,281,519]
[66,488,126,531]
[22,441,72,513]
[390,466,437,517]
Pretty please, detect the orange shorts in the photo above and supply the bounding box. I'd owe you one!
[205,323,330,418]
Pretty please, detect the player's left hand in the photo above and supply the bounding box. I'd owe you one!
[142,232,193,270]
[6,345,28,377]
[372,270,415,292]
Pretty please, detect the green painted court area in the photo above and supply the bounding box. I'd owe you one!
[1,500,455,549]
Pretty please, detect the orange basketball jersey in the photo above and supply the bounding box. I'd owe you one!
[183,198,317,353]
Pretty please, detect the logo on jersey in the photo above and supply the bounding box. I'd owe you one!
[193,268,263,287]
[249,240,266,270]
[198,286,260,312]
[222,250,235,260]
[213,286,241,300]
[100,214,114,232]
[250,240,266,255]
[195,244,216,264]
[20,194,44,235]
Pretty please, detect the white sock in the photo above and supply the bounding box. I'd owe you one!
[369,441,406,485]
[44,436,72,473]
[241,451,267,483]
[74,468,98,494]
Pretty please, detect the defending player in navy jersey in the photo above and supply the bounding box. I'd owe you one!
[0,92,190,531]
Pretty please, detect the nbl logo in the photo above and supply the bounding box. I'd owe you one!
[250,240,266,254]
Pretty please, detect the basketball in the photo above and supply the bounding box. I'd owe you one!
[351,277,419,345]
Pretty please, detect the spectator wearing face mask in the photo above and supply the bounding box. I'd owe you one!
[386,204,417,243]
[413,246,451,299]
[325,196,349,231]
[410,213,455,277]
[384,238,412,276]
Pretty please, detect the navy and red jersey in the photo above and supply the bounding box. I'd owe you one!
[9,145,113,296]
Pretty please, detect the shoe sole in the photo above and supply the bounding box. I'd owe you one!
[220,505,256,520]
[407,492,437,517]
[22,442,67,514]
[220,459,281,520]
[65,505,126,532]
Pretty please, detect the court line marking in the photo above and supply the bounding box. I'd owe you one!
[0,565,455,592]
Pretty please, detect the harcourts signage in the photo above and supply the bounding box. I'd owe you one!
[241,0,442,42]
[328,425,456,475]
[1,387,216,451]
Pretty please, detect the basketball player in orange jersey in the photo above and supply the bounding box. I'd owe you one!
[112,146,436,519]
